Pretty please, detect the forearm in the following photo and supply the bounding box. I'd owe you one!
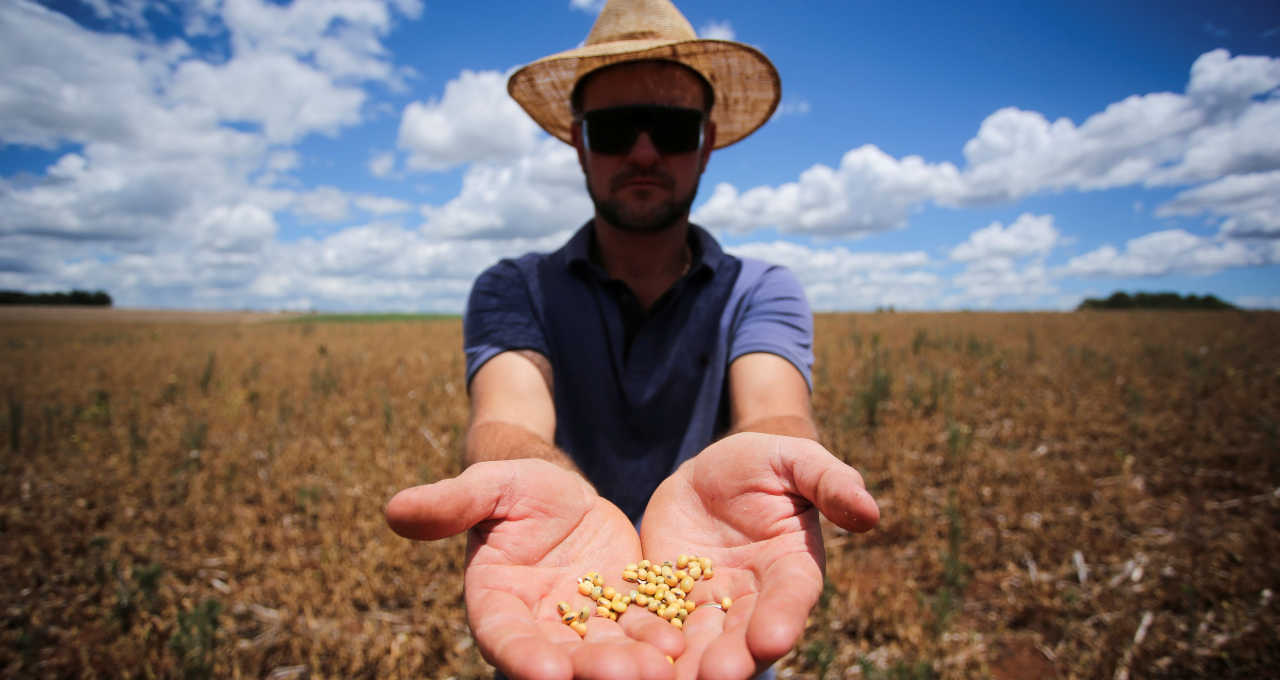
[729,413,820,441]
[464,420,583,473]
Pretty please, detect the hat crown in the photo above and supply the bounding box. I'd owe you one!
[585,0,697,46]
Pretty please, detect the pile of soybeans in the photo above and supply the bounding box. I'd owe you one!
[557,555,731,637]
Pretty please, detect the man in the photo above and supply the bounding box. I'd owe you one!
[385,1,879,678]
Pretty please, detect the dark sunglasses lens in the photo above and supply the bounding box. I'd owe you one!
[649,109,703,153]
[584,107,702,155]
[584,110,639,154]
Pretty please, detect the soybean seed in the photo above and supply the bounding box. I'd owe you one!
[570,620,588,637]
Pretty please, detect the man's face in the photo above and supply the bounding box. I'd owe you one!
[572,61,716,234]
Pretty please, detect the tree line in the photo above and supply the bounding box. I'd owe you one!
[0,289,113,306]
[1077,291,1236,310]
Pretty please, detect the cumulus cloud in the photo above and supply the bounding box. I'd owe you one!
[1157,170,1280,237]
[368,150,396,178]
[398,70,543,171]
[420,138,591,239]
[294,186,351,222]
[693,145,963,235]
[699,21,735,40]
[701,49,1280,239]
[727,241,936,310]
[950,214,1061,261]
[1061,229,1274,277]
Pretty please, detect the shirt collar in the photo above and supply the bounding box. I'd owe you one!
[565,221,729,279]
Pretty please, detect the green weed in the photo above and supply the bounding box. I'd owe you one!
[168,598,222,680]
[199,353,216,395]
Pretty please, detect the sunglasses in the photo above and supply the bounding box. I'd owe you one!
[579,106,705,156]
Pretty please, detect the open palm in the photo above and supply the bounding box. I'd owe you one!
[638,433,880,680]
[386,459,683,680]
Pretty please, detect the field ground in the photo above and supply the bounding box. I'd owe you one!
[1,311,1277,678]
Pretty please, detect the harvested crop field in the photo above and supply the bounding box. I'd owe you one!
[2,310,1277,679]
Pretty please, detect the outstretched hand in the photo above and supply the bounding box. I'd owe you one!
[638,433,879,680]
[386,459,683,680]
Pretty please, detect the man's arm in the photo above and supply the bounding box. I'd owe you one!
[726,351,819,441]
[465,349,583,473]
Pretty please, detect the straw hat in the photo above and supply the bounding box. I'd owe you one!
[507,0,780,150]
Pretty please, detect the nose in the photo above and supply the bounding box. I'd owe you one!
[624,131,661,165]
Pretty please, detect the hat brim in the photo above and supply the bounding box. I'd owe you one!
[507,38,780,150]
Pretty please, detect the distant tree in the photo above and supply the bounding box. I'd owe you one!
[0,289,113,306]
[1077,290,1236,310]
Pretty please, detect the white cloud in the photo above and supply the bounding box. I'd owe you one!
[694,145,963,235]
[952,257,1056,306]
[369,151,396,177]
[171,53,367,144]
[776,99,812,117]
[726,241,936,310]
[1157,170,1280,237]
[699,20,735,40]
[294,186,351,222]
[1061,229,1273,277]
[420,138,591,239]
[398,70,543,171]
[569,0,605,13]
[950,214,1061,261]
[196,203,278,253]
[355,194,414,215]
[695,49,1280,242]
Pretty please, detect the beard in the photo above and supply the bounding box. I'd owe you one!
[587,168,700,234]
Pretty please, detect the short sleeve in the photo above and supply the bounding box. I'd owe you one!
[727,264,814,390]
[463,259,549,388]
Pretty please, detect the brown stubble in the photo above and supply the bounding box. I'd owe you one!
[1,310,1277,678]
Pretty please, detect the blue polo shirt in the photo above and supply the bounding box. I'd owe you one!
[463,222,813,523]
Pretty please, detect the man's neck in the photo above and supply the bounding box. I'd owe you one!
[592,217,692,311]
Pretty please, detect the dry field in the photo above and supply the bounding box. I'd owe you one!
[1,309,1277,679]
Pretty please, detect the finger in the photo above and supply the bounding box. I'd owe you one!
[569,634,676,680]
[674,605,727,679]
[469,589,574,680]
[694,604,758,680]
[745,553,822,664]
[778,438,880,533]
[616,607,686,659]
[384,464,507,540]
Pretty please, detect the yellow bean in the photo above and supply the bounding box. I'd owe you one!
[671,587,686,600]
[671,617,683,629]
[680,576,695,592]
[596,605,611,618]
[688,564,702,579]
[562,611,578,624]
[699,557,712,572]
[611,598,627,613]
[721,596,733,611]
[570,620,588,637]
[622,569,638,582]
[639,559,652,570]
[677,555,689,569]
[625,562,638,572]
[557,601,571,615]
[602,586,617,601]
[647,599,661,612]
[635,594,649,606]
[591,585,603,599]
[579,606,592,622]
[578,580,593,596]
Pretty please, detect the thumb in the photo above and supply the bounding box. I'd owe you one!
[779,437,880,533]
[384,462,513,540]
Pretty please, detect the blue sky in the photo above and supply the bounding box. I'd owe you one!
[2,0,1278,311]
